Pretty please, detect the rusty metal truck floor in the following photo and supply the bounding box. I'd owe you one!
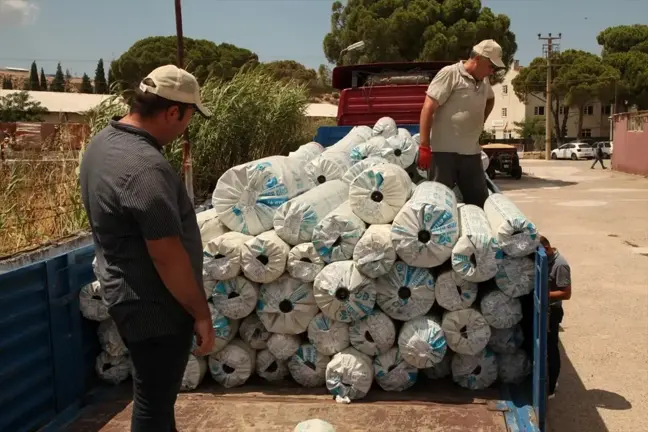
[65,379,511,432]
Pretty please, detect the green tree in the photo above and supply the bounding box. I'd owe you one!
[107,67,115,92]
[323,0,517,70]
[597,24,648,55]
[2,77,13,90]
[94,58,108,94]
[0,91,49,122]
[64,69,73,92]
[51,63,66,92]
[109,36,259,90]
[317,64,333,89]
[260,60,318,89]
[40,68,48,91]
[80,73,94,93]
[28,61,40,91]
[514,117,546,150]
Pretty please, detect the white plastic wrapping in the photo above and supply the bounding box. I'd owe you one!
[374,346,419,392]
[484,193,539,257]
[480,289,523,329]
[375,261,436,321]
[79,281,109,322]
[349,163,413,224]
[313,261,376,323]
[349,310,396,356]
[211,276,259,319]
[342,156,389,185]
[98,319,127,357]
[212,156,313,235]
[241,230,290,284]
[267,333,301,360]
[305,151,353,185]
[353,224,397,278]
[488,325,524,354]
[350,136,388,163]
[287,243,326,282]
[197,208,230,247]
[274,180,349,245]
[366,133,418,169]
[452,204,500,283]
[289,141,325,164]
[288,343,331,388]
[495,254,536,298]
[307,313,350,356]
[95,352,130,384]
[181,354,207,391]
[294,419,336,432]
[441,309,491,356]
[326,347,374,400]
[256,348,289,382]
[423,352,453,380]
[312,201,366,263]
[398,315,447,368]
[327,126,374,153]
[497,349,532,384]
[391,182,459,268]
[451,349,498,390]
[434,269,478,312]
[209,339,256,388]
[372,117,398,138]
[256,274,319,334]
[239,314,271,350]
[201,259,216,300]
[203,232,253,281]
[207,302,240,355]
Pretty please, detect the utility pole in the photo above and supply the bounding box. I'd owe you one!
[175,0,194,203]
[538,33,561,160]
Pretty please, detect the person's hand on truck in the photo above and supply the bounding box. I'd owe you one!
[417,143,432,171]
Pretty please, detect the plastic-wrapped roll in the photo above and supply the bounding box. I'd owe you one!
[286,243,326,282]
[398,315,447,368]
[451,349,498,390]
[312,201,366,263]
[197,208,230,247]
[349,309,396,356]
[294,420,336,432]
[305,151,353,185]
[79,281,110,322]
[374,346,419,392]
[495,254,535,298]
[441,309,491,356]
[289,141,325,164]
[391,182,459,268]
[95,352,130,384]
[257,274,319,334]
[209,339,256,388]
[181,354,207,391]
[353,224,396,278]
[326,348,374,400]
[451,204,500,283]
[212,156,314,235]
[488,325,524,354]
[480,289,523,329]
[326,126,374,153]
[211,276,259,319]
[342,156,389,185]
[313,261,376,323]
[207,302,240,355]
[372,117,398,138]
[380,134,418,168]
[240,230,290,284]
[288,343,331,388]
[423,351,452,380]
[497,349,532,384]
[98,319,127,357]
[203,232,253,281]
[256,349,289,382]
[484,193,539,257]
[239,314,271,350]
[201,260,216,300]
[267,333,301,360]
[434,269,478,312]
[349,163,413,224]
[375,261,436,321]
[274,179,349,245]
[350,136,388,162]
[307,313,350,356]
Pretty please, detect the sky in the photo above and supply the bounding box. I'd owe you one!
[0,0,647,78]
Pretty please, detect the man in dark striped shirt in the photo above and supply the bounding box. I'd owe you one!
[80,65,215,431]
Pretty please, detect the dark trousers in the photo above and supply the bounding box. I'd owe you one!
[124,331,193,432]
[548,304,564,394]
[591,155,606,168]
[427,152,489,208]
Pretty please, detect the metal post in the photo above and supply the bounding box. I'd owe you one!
[175,0,194,203]
[539,33,561,160]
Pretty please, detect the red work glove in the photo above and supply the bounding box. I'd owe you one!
[417,146,432,170]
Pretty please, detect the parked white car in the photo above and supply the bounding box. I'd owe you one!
[593,141,613,158]
[551,142,594,160]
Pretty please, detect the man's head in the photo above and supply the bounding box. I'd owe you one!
[539,235,555,257]
[466,39,506,81]
[128,65,211,145]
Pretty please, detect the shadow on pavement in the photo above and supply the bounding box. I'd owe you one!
[494,174,577,192]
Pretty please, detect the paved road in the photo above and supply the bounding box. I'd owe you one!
[497,159,648,432]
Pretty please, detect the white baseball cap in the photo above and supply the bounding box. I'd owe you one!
[473,40,506,69]
[139,64,211,117]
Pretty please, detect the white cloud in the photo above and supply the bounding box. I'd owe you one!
[0,0,40,26]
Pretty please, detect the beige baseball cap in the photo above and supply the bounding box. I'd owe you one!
[139,64,211,117]
[473,40,506,69]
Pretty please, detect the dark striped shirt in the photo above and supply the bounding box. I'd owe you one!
[80,118,202,341]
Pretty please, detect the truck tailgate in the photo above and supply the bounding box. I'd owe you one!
[65,379,511,432]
